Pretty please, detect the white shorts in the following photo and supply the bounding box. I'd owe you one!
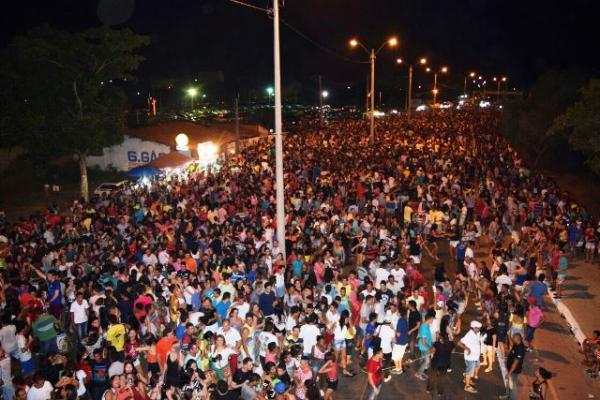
[586,242,596,250]
[392,343,408,362]
[410,255,422,264]
[449,240,459,248]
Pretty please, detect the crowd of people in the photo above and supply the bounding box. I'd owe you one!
[0,108,597,400]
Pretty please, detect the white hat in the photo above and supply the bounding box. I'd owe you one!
[470,320,482,329]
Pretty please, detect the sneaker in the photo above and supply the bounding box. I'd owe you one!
[464,385,478,394]
[415,373,427,381]
[485,367,493,373]
[384,375,392,383]
[319,390,325,397]
[446,368,452,373]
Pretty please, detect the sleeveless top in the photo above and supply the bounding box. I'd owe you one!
[532,379,546,399]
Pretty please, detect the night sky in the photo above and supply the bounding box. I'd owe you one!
[1,0,599,104]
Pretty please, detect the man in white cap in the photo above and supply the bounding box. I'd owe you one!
[456,320,483,393]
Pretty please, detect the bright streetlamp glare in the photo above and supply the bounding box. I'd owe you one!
[396,58,403,64]
[441,67,448,73]
[349,39,358,47]
[266,87,274,95]
[419,58,427,65]
[186,88,198,97]
[388,37,398,46]
[321,90,329,98]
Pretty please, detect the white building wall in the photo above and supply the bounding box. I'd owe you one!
[87,135,171,171]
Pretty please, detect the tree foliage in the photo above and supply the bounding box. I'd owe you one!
[1,25,149,199]
[551,80,600,175]
[499,69,586,167]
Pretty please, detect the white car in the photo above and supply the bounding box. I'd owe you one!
[93,180,128,196]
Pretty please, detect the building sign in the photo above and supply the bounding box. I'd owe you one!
[127,150,166,164]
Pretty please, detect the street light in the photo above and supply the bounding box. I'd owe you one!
[349,36,398,143]
[464,72,476,96]
[266,86,274,106]
[321,90,329,99]
[427,66,448,105]
[186,87,198,112]
[396,57,427,118]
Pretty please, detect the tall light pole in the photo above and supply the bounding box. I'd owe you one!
[431,66,448,105]
[396,57,426,119]
[186,87,198,112]
[349,36,398,143]
[493,76,507,101]
[272,0,286,258]
[266,86,274,106]
[464,72,476,96]
[320,88,329,127]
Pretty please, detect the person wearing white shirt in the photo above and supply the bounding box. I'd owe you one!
[373,266,390,290]
[0,318,18,358]
[70,292,89,339]
[457,320,483,393]
[216,320,241,349]
[258,323,278,362]
[299,316,321,356]
[142,249,158,266]
[376,322,396,361]
[390,265,406,289]
[27,373,53,400]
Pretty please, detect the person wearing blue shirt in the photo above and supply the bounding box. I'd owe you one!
[47,270,63,319]
[365,312,378,358]
[175,313,189,340]
[415,310,435,381]
[215,292,232,322]
[526,274,548,306]
[258,282,276,316]
[392,310,410,374]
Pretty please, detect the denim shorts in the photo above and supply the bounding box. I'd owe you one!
[333,339,345,351]
[465,359,480,376]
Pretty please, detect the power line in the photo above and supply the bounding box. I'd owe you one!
[279,18,369,65]
[228,0,368,65]
[228,0,269,13]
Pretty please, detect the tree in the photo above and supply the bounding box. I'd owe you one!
[499,70,586,167]
[551,80,600,175]
[2,26,149,200]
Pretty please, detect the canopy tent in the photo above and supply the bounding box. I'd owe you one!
[127,165,161,177]
[148,151,194,170]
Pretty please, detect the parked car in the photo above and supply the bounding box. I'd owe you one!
[93,180,128,196]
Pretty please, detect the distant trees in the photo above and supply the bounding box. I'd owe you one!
[551,80,600,175]
[499,70,586,167]
[1,26,149,200]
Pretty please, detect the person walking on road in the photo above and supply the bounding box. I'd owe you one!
[426,327,454,398]
[366,347,384,400]
[415,310,435,381]
[457,320,483,394]
[500,333,527,399]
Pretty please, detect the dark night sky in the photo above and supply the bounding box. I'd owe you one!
[1,0,599,104]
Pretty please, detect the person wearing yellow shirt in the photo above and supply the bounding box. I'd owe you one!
[106,314,126,360]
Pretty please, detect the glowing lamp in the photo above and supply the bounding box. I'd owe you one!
[175,133,189,151]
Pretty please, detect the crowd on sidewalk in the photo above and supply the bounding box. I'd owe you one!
[0,109,597,400]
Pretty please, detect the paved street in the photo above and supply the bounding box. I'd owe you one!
[336,243,600,399]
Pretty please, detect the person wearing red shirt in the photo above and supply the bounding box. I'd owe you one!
[366,347,384,400]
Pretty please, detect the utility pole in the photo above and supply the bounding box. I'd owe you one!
[273,0,286,260]
[365,74,369,116]
[433,72,438,104]
[369,49,375,144]
[234,94,240,154]
[318,75,323,128]
[407,65,413,120]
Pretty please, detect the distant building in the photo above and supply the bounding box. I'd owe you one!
[87,121,266,171]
